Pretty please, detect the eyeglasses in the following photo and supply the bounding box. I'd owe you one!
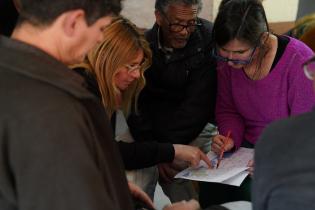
[211,45,257,65]
[303,57,315,80]
[124,63,143,74]
[161,12,201,33]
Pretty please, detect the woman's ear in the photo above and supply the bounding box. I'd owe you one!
[260,31,269,44]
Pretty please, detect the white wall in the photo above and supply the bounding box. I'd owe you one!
[121,0,214,29]
[211,0,299,22]
[263,0,299,22]
[121,0,155,28]
[121,0,300,29]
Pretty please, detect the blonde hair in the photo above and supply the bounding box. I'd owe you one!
[76,16,152,118]
[292,13,315,39]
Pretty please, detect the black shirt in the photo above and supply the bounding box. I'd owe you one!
[128,19,217,145]
[74,68,175,170]
[271,35,290,70]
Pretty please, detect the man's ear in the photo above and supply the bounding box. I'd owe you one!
[62,9,85,37]
[155,10,162,26]
[13,0,22,13]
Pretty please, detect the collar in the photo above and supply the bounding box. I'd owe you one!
[157,26,174,53]
[0,35,95,99]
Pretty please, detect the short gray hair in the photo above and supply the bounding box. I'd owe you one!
[155,0,202,14]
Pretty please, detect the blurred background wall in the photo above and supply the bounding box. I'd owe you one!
[1,0,314,36]
[121,0,312,33]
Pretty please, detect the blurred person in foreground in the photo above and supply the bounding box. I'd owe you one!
[253,56,315,210]
[0,0,140,209]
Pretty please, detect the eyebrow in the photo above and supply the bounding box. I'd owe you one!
[129,60,144,65]
[171,15,197,23]
[220,47,251,54]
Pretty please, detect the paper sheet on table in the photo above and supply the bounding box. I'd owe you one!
[175,147,254,186]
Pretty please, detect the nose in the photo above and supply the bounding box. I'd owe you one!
[130,69,141,79]
[178,27,189,36]
[226,52,235,66]
[227,51,234,60]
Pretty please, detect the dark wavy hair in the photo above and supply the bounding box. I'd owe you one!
[213,0,271,78]
[17,0,122,26]
[213,0,269,48]
[155,0,202,14]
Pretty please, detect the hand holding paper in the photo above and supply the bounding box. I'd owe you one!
[175,147,254,186]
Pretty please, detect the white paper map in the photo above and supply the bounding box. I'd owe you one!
[175,147,254,186]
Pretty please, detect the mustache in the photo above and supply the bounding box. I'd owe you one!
[173,37,188,40]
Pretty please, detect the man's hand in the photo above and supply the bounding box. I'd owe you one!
[173,144,212,168]
[211,134,234,155]
[163,199,200,210]
[128,181,154,209]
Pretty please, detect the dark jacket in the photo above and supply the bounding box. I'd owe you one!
[74,68,174,170]
[253,109,315,210]
[0,36,133,210]
[128,18,217,145]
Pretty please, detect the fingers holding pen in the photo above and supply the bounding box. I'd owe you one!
[211,134,234,154]
[224,136,234,151]
[211,135,226,154]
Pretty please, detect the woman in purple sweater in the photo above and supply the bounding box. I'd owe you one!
[199,0,315,207]
[212,0,315,155]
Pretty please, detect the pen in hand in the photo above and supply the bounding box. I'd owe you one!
[216,130,231,169]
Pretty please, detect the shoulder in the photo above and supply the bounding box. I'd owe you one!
[284,36,314,60]
[277,36,313,78]
[144,24,158,44]
[257,110,315,153]
[0,84,104,159]
[262,110,315,136]
[0,69,91,125]
[197,18,213,41]
[280,36,314,77]
[199,18,213,32]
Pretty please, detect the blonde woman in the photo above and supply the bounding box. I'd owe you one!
[73,17,211,199]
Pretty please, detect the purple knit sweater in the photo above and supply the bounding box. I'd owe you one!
[216,37,315,148]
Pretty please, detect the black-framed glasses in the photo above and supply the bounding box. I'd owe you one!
[211,45,257,65]
[303,57,315,80]
[161,12,202,33]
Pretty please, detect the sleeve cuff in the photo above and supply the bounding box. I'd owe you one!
[157,143,175,163]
